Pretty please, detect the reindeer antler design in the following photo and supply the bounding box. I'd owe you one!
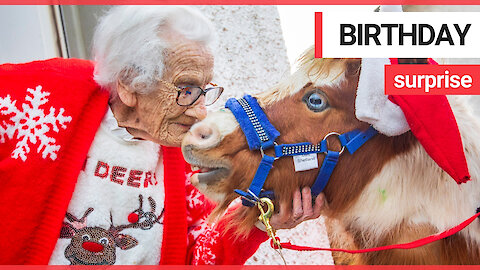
[65,207,94,223]
[106,193,164,251]
[60,207,94,238]
[124,195,164,230]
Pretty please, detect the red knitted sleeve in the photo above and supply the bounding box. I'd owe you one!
[184,181,268,265]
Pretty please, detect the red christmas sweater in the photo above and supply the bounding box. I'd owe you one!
[0,58,267,264]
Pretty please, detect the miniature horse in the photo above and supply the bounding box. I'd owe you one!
[181,48,480,264]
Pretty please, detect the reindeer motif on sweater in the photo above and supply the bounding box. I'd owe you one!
[60,195,164,265]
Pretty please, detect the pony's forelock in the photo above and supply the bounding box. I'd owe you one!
[256,46,354,106]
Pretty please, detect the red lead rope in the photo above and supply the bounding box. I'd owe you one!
[272,212,480,254]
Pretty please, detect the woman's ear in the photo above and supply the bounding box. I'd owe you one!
[116,80,137,107]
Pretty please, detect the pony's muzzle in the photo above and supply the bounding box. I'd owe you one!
[183,121,221,149]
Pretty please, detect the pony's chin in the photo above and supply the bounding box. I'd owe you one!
[197,167,230,185]
[189,173,227,203]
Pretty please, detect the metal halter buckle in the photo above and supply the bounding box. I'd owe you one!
[260,142,279,160]
[323,132,346,155]
[247,189,261,203]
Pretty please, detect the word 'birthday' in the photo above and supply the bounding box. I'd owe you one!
[340,24,471,46]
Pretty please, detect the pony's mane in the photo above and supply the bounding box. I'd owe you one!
[256,46,355,106]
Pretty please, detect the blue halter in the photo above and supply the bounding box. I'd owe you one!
[225,95,378,207]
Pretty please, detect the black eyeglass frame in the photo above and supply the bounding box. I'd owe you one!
[159,79,224,107]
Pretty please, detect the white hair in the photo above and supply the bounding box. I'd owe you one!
[92,6,216,94]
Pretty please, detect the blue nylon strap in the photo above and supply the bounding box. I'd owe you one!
[234,190,275,207]
[311,151,340,196]
[225,95,280,150]
[279,127,378,158]
[249,155,275,196]
[338,130,361,146]
[234,155,275,206]
[339,126,378,154]
[226,93,378,206]
[274,142,326,157]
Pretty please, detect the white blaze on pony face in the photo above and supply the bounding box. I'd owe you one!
[182,108,239,202]
[184,109,238,151]
[197,108,239,141]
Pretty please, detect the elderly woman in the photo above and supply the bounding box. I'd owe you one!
[0,6,321,265]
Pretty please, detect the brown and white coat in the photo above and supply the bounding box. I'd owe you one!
[182,53,480,264]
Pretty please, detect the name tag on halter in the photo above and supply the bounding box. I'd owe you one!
[293,153,319,172]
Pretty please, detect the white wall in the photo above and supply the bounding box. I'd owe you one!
[278,5,377,71]
[196,6,291,110]
[0,6,60,64]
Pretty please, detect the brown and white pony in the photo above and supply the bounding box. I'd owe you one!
[181,47,480,264]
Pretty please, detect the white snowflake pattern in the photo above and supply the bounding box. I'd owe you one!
[192,223,219,264]
[187,187,204,209]
[0,85,72,161]
[188,220,209,243]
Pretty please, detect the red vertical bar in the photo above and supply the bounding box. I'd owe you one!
[315,12,323,58]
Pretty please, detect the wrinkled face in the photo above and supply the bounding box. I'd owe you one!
[135,41,214,147]
[182,58,371,229]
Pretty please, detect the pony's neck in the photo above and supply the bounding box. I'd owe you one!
[336,96,480,251]
[324,131,417,217]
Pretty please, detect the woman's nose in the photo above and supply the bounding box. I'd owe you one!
[185,95,207,120]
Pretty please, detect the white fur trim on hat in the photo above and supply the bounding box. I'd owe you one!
[355,58,410,136]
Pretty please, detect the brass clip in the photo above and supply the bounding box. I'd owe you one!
[257,197,282,249]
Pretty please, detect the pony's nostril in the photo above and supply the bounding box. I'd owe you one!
[82,241,105,253]
[193,125,213,141]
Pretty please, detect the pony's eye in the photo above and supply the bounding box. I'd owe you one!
[303,91,328,112]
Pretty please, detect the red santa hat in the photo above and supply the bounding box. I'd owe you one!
[354,4,470,184]
[355,46,470,184]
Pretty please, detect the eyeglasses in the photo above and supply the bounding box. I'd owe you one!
[159,80,224,106]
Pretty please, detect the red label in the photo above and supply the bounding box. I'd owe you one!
[385,65,480,95]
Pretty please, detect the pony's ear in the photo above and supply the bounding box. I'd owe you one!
[345,59,361,76]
